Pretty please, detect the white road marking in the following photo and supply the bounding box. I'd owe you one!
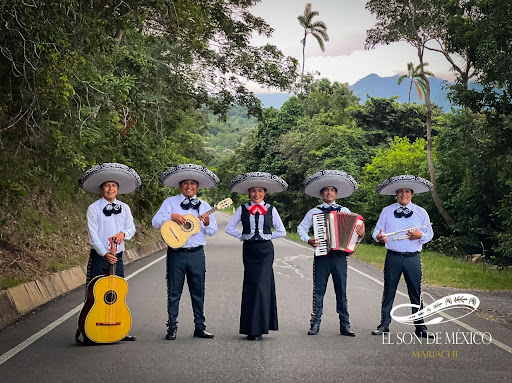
[277,236,512,354]
[1,232,511,367]
[0,254,167,366]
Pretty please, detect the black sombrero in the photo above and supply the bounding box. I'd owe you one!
[228,172,288,194]
[160,164,219,189]
[376,175,433,195]
[302,170,358,198]
[78,162,141,194]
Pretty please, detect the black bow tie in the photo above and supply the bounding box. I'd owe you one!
[103,203,122,216]
[394,206,413,218]
[319,204,341,213]
[181,198,201,210]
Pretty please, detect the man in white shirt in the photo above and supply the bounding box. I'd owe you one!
[371,175,434,339]
[79,162,141,342]
[152,164,219,341]
[297,170,364,337]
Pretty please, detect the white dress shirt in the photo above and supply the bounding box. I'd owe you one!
[372,202,433,253]
[225,201,286,241]
[152,194,218,248]
[297,202,351,243]
[87,197,136,256]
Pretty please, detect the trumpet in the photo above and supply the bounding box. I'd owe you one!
[382,223,433,240]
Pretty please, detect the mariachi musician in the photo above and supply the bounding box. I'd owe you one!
[78,162,141,342]
[371,175,434,339]
[225,172,288,341]
[152,164,219,341]
[297,170,365,337]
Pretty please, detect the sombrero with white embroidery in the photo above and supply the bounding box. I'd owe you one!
[160,164,219,189]
[78,162,141,194]
[228,172,288,194]
[302,170,358,198]
[376,175,433,195]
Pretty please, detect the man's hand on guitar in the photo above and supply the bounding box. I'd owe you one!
[112,232,125,245]
[104,252,118,264]
[171,213,187,225]
[199,213,210,226]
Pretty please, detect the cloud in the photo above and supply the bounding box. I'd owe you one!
[306,43,459,85]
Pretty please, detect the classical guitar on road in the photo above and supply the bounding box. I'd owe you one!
[161,198,232,249]
[77,237,132,344]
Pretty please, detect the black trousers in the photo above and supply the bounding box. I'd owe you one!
[379,251,426,331]
[166,246,206,331]
[311,250,350,329]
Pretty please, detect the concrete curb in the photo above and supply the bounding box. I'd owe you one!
[0,241,167,330]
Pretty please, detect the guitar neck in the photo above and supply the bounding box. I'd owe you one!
[204,206,219,216]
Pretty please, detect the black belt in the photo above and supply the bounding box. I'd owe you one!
[174,245,203,253]
[387,250,420,257]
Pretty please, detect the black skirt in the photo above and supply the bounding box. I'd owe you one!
[240,240,278,335]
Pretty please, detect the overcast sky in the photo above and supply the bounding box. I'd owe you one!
[248,0,460,92]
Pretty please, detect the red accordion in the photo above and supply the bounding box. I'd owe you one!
[312,212,364,256]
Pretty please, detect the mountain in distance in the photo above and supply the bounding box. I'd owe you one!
[255,93,293,109]
[255,73,464,111]
[350,73,453,110]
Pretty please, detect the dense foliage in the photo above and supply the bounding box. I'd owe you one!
[1,0,511,288]
[0,0,297,283]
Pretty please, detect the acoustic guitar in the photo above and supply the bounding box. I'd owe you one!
[77,238,132,343]
[161,198,232,249]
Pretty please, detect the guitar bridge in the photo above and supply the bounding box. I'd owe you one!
[96,322,121,326]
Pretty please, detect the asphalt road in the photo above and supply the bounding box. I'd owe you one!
[1,213,511,383]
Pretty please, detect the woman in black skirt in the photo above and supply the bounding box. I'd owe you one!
[225,172,288,340]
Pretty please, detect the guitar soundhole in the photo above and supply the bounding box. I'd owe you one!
[104,290,118,305]
[182,221,193,232]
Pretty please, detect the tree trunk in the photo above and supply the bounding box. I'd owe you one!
[418,47,454,227]
[114,28,123,50]
[301,30,307,80]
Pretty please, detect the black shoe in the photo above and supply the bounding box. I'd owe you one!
[193,329,214,339]
[415,329,435,339]
[246,334,263,341]
[371,326,389,335]
[122,334,137,341]
[166,328,177,340]
[340,328,355,337]
[307,324,320,335]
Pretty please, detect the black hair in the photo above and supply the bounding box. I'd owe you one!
[100,181,120,188]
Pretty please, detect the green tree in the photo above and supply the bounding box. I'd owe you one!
[216,78,368,229]
[365,0,454,227]
[297,3,329,79]
[351,96,445,147]
[435,111,512,263]
[397,62,434,102]
[358,136,431,240]
[440,0,512,114]
[0,0,299,282]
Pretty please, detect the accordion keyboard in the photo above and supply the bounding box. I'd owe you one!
[312,214,329,256]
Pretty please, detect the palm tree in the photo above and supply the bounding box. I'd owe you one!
[397,62,434,102]
[298,3,329,79]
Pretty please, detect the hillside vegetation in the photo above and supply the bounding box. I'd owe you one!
[1,0,511,290]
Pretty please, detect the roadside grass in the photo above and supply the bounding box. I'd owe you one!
[284,233,512,291]
[0,277,28,290]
